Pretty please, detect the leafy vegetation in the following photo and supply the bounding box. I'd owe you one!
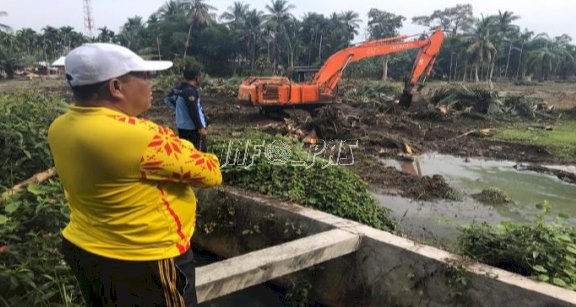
[0,91,67,189]
[340,79,402,107]
[430,85,551,118]
[494,120,576,159]
[458,205,576,290]
[208,132,397,231]
[0,179,82,306]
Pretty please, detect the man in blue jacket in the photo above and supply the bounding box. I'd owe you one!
[166,65,208,152]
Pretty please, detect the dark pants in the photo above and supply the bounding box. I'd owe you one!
[61,238,197,307]
[178,129,207,152]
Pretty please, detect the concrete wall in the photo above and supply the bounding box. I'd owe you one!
[195,187,576,307]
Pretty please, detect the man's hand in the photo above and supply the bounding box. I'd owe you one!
[199,128,207,136]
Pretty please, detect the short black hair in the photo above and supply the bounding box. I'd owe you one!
[183,65,200,81]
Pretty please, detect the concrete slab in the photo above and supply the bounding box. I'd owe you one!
[195,228,361,303]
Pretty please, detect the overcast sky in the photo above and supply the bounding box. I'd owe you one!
[2,0,575,41]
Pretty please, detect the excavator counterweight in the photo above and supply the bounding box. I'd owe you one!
[238,29,445,108]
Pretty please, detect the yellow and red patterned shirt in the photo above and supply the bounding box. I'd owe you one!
[48,106,222,261]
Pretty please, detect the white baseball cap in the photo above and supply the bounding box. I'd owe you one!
[65,43,173,86]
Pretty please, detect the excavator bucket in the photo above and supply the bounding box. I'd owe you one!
[398,92,413,108]
[399,76,414,108]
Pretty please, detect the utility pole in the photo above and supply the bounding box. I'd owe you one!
[83,0,95,37]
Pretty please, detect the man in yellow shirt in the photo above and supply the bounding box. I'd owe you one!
[48,43,222,306]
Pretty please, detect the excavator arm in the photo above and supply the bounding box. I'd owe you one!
[312,29,445,96]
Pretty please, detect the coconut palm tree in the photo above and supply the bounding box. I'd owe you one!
[466,16,497,82]
[242,9,265,72]
[339,10,361,42]
[220,2,249,25]
[526,33,573,81]
[264,0,295,71]
[15,28,38,55]
[181,0,216,58]
[58,26,76,53]
[96,27,116,43]
[117,17,147,51]
[157,0,184,20]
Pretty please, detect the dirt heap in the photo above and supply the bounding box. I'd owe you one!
[308,104,365,139]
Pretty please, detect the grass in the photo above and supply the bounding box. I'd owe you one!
[494,120,576,159]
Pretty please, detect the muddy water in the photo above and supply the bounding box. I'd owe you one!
[375,153,576,245]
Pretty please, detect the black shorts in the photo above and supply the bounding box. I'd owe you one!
[61,238,197,306]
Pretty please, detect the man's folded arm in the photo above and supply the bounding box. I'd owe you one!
[139,130,222,187]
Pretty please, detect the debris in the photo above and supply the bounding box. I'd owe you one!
[430,85,553,119]
[514,163,576,185]
[403,143,413,154]
[527,124,554,131]
[472,187,512,205]
[457,128,497,138]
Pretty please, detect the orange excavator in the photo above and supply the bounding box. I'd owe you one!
[238,29,445,108]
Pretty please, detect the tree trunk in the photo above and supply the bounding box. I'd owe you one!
[515,44,524,80]
[449,52,454,82]
[250,35,256,73]
[463,60,468,82]
[318,34,323,64]
[474,65,479,82]
[184,24,193,59]
[156,36,162,60]
[504,42,512,79]
[454,58,459,83]
[382,55,389,81]
[489,50,497,82]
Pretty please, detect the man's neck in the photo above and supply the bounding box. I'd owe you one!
[76,100,130,115]
[186,79,197,87]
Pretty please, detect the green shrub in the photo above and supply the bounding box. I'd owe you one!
[0,179,82,306]
[457,205,576,290]
[209,133,396,231]
[0,91,67,189]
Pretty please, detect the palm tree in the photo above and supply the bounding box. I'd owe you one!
[339,10,361,42]
[181,0,216,58]
[15,28,38,55]
[157,0,184,20]
[300,13,327,65]
[220,2,249,25]
[466,16,497,82]
[96,27,116,43]
[264,0,295,72]
[553,35,575,79]
[492,11,520,79]
[242,9,265,72]
[41,26,60,61]
[496,11,519,38]
[59,26,76,53]
[526,33,573,81]
[118,17,147,51]
[0,11,11,32]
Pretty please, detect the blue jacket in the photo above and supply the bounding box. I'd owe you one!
[164,82,207,130]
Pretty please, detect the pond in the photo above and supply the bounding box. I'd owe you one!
[375,153,576,245]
